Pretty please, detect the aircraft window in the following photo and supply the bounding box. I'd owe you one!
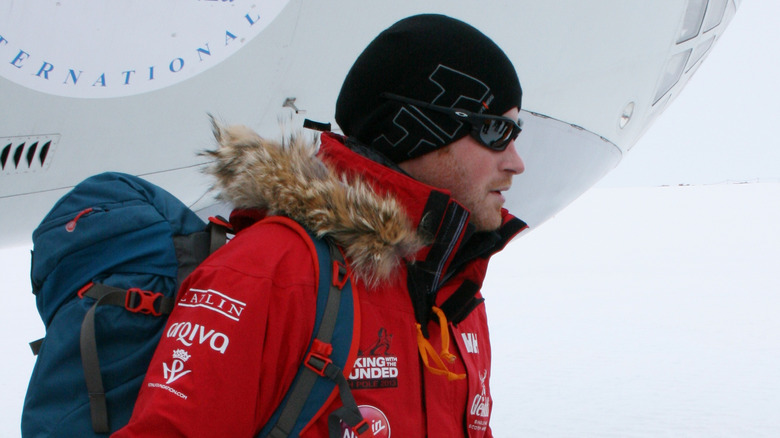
[654,49,692,104]
[702,0,728,33]
[686,35,716,73]
[677,0,708,44]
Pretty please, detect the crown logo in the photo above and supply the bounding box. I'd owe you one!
[172,349,191,362]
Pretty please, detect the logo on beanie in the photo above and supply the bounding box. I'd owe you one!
[373,64,493,159]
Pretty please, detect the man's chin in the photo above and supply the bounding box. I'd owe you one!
[471,212,503,232]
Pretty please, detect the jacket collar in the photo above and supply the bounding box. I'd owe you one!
[202,119,526,290]
[318,132,527,293]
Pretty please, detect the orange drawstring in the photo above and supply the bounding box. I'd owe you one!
[415,306,466,381]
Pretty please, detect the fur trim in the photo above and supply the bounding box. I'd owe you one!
[202,117,424,287]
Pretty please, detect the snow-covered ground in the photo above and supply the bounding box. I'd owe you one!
[4,182,779,437]
[488,182,780,437]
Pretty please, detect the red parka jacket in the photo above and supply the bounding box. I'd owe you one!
[114,128,526,438]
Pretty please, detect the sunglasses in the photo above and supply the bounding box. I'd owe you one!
[381,92,523,151]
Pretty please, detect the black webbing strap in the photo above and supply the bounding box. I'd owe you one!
[210,224,226,254]
[438,280,483,326]
[79,283,174,433]
[172,217,230,288]
[303,119,332,132]
[267,243,368,438]
[208,217,231,254]
[326,366,371,438]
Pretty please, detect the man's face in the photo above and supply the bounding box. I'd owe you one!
[399,107,524,232]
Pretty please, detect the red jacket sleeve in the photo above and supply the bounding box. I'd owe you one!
[113,221,318,438]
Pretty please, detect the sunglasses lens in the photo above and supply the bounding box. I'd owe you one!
[478,119,519,150]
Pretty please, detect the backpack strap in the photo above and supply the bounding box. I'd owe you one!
[174,217,232,287]
[77,222,231,434]
[78,282,176,433]
[29,282,183,433]
[258,217,366,438]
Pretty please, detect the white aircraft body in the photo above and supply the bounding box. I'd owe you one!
[0,0,739,246]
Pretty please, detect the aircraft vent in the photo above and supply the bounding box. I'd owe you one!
[1,135,59,174]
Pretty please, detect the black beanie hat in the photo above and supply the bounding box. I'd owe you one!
[335,14,522,163]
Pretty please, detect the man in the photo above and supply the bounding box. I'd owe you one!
[115,13,527,437]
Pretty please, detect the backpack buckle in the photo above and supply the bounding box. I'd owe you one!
[125,288,164,316]
[332,258,349,289]
[77,282,95,299]
[304,339,334,377]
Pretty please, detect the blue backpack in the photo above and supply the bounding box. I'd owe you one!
[22,172,367,438]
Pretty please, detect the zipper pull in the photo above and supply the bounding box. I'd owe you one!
[66,208,94,232]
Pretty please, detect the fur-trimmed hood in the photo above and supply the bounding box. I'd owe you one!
[202,119,425,287]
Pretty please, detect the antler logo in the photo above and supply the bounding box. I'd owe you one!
[470,369,491,418]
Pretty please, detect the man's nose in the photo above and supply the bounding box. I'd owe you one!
[501,141,525,175]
